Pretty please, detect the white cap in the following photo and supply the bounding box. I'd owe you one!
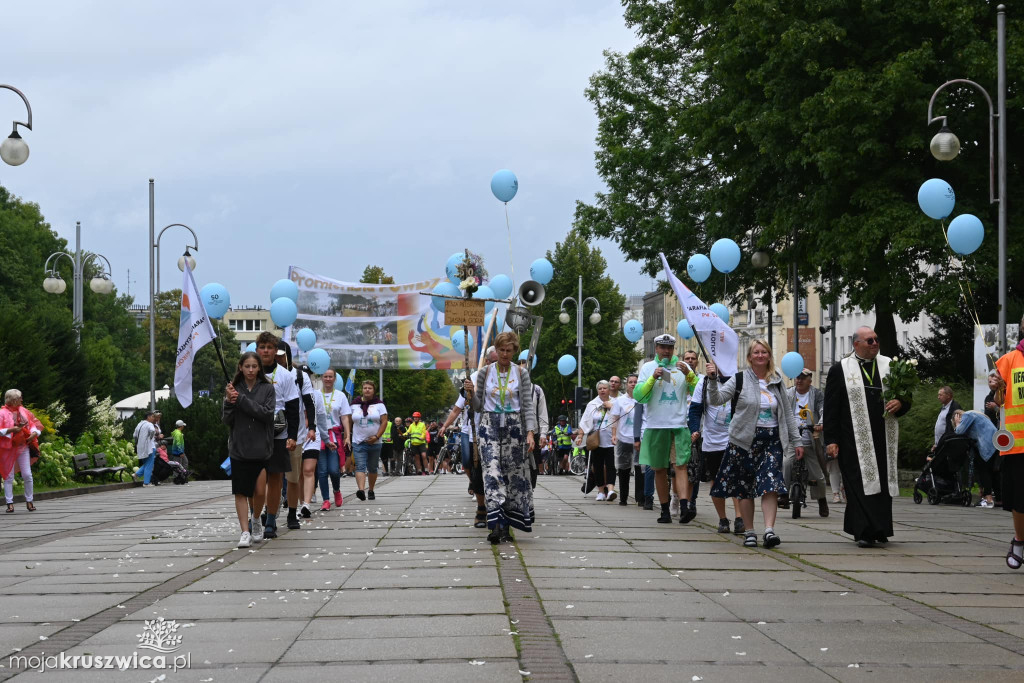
[175,420,186,427]
[653,334,676,346]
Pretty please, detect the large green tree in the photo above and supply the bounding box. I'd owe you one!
[576,0,1023,354]
[523,229,642,419]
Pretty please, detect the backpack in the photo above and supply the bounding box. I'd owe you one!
[700,371,742,418]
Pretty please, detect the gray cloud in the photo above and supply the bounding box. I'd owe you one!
[2,1,653,306]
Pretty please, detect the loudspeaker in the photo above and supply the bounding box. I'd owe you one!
[518,280,545,307]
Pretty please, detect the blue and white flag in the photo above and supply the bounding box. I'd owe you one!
[660,252,739,377]
[174,261,217,408]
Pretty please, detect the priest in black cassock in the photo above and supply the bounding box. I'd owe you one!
[824,326,911,548]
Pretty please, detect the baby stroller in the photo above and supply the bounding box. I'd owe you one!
[152,443,189,485]
[912,435,975,506]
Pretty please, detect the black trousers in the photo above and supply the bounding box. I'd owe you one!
[589,447,616,489]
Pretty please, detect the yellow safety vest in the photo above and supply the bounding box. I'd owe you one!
[554,424,572,446]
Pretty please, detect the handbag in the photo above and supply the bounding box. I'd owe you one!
[273,409,287,436]
[585,408,606,450]
[28,441,40,467]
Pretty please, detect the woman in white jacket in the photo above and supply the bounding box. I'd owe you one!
[577,380,618,501]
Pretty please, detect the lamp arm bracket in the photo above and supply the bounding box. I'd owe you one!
[926,78,998,204]
[43,251,75,273]
[0,84,32,134]
[155,223,200,251]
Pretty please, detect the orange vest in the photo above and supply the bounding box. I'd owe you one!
[995,349,1024,455]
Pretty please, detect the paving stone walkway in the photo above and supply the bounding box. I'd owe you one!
[1,474,1023,682]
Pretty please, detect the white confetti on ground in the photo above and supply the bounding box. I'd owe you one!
[469,660,486,666]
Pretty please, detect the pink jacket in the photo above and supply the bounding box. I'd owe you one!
[0,405,42,480]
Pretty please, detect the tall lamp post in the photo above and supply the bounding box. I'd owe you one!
[148,178,201,410]
[926,4,1007,353]
[43,221,115,346]
[752,250,772,350]
[0,84,32,166]
[559,276,601,393]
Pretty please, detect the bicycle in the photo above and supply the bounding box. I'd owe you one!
[568,449,588,476]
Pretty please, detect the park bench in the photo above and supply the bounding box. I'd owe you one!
[72,453,128,482]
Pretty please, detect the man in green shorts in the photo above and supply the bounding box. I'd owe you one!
[634,334,698,524]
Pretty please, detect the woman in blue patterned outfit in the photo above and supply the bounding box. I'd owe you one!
[705,339,802,549]
[471,331,537,545]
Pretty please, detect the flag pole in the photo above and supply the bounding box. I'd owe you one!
[212,332,231,384]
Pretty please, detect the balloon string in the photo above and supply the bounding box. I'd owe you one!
[505,203,515,292]
[940,219,985,338]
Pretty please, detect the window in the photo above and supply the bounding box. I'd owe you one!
[902,331,909,347]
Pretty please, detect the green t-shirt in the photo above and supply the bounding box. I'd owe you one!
[171,429,185,454]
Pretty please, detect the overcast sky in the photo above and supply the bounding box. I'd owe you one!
[2,1,656,308]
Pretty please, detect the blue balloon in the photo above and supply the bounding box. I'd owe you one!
[947,213,984,255]
[446,252,465,285]
[296,328,317,352]
[199,282,230,319]
[307,348,331,375]
[518,350,538,369]
[270,278,299,303]
[270,297,298,328]
[489,274,514,300]
[677,320,695,340]
[530,258,554,285]
[709,303,730,324]
[623,319,644,343]
[432,281,461,313]
[451,329,474,355]
[710,239,742,274]
[918,178,955,219]
[476,285,495,314]
[490,169,519,202]
[781,351,805,379]
[687,254,712,283]
[557,354,577,377]
[245,342,256,352]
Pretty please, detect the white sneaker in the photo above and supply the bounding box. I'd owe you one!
[250,515,264,542]
[299,502,311,518]
[981,499,994,508]
[595,492,607,501]
[606,490,617,502]
[238,531,252,548]
[670,493,680,517]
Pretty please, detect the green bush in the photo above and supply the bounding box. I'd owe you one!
[897,380,971,471]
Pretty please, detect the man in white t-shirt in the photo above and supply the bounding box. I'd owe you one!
[784,369,829,518]
[317,369,353,510]
[253,333,300,540]
[612,374,639,505]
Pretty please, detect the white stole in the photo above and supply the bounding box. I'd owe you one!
[841,354,899,497]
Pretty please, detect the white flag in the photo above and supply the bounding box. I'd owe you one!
[660,252,739,377]
[174,261,217,408]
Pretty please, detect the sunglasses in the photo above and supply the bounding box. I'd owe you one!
[859,337,879,345]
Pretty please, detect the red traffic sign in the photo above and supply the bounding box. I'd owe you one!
[994,429,1015,453]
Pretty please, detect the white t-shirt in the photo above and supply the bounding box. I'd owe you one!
[352,402,389,444]
[793,389,813,446]
[482,365,523,413]
[322,389,352,429]
[636,359,692,429]
[301,388,326,452]
[690,376,731,452]
[614,394,637,444]
[266,365,300,440]
[756,379,779,428]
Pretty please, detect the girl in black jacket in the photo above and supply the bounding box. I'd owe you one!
[223,351,276,548]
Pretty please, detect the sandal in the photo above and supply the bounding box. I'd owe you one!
[1007,538,1024,570]
[25,502,35,512]
[5,503,13,513]
[474,506,487,529]
[743,531,758,548]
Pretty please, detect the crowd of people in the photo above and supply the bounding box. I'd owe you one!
[6,313,1022,571]
[210,314,1024,567]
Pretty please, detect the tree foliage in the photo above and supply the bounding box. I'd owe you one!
[576,0,1024,354]
[361,265,395,285]
[522,229,642,418]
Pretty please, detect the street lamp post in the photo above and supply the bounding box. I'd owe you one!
[559,276,601,393]
[43,221,114,346]
[148,178,201,410]
[926,4,1007,352]
[0,84,32,166]
[752,251,772,350]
